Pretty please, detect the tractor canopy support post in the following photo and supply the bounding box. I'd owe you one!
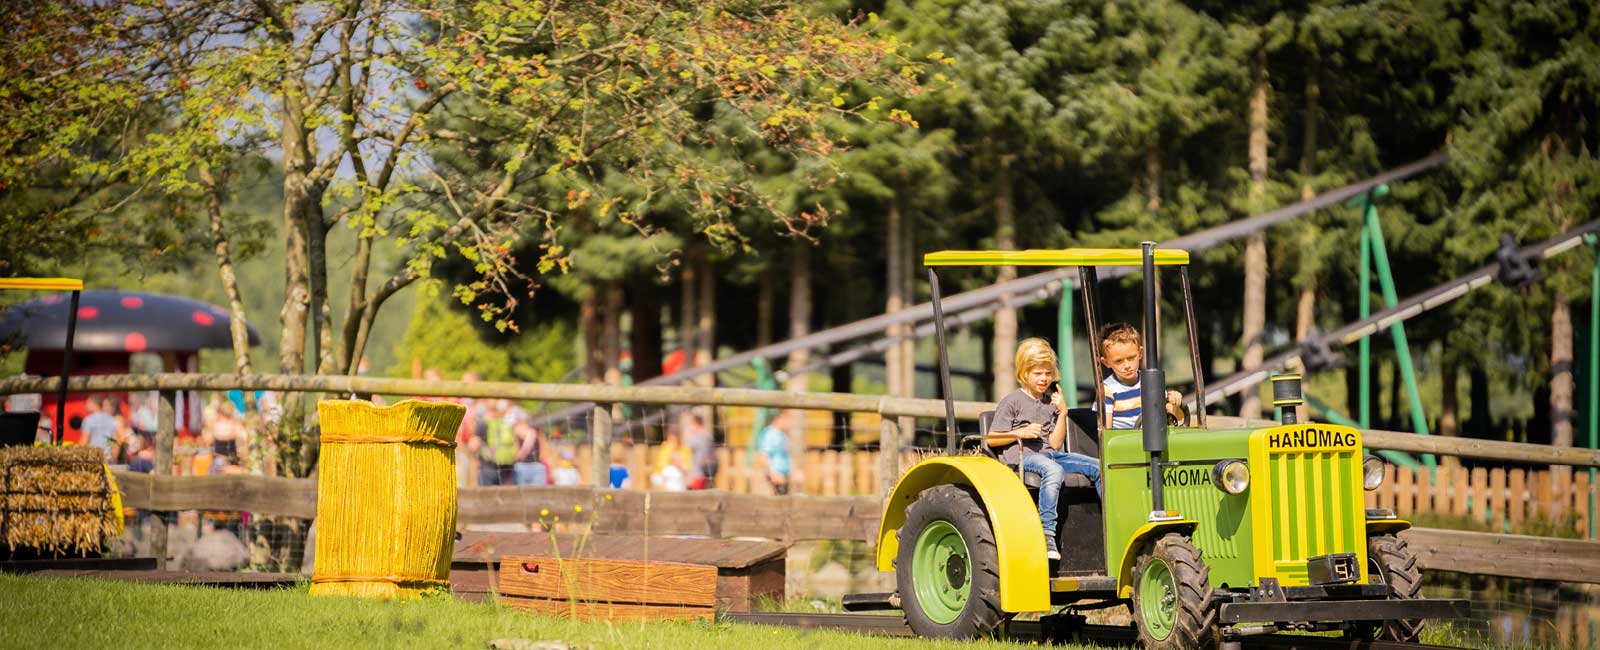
[55,289,80,444]
[1058,278,1078,409]
[1590,233,1599,539]
[928,269,958,456]
[1140,242,1168,513]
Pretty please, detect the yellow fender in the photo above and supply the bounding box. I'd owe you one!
[876,456,1050,613]
[1366,517,1411,536]
[1115,519,1199,598]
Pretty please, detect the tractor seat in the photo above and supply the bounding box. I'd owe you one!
[977,410,1097,490]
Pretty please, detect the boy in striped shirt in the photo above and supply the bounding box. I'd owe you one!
[1098,323,1184,429]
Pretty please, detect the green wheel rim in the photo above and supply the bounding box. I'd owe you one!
[912,520,971,625]
[1139,557,1178,641]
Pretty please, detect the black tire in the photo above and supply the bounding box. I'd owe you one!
[1131,533,1216,650]
[894,485,1007,638]
[1348,534,1425,642]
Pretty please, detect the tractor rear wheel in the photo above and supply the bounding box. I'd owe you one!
[895,485,1007,638]
[1347,534,1425,642]
[1131,533,1215,650]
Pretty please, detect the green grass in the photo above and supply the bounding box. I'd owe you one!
[0,573,1098,650]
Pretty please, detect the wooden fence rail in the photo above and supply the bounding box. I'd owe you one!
[5,372,1600,468]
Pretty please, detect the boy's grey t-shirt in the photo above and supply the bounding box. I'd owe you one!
[991,389,1058,464]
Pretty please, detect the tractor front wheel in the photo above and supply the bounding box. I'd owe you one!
[1347,534,1426,642]
[895,485,1006,638]
[1131,533,1216,650]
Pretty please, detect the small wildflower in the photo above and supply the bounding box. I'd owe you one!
[574,505,584,513]
[540,508,550,517]
[604,494,612,500]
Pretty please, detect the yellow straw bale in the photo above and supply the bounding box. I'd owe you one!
[0,445,120,555]
[310,399,464,601]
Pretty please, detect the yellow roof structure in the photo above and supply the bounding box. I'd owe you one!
[923,248,1189,267]
[0,278,84,291]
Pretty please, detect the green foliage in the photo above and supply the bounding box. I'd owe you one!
[388,290,513,381]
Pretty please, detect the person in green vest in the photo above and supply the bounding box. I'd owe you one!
[468,399,520,485]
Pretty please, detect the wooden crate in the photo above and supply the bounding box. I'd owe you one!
[452,531,785,612]
[496,555,715,622]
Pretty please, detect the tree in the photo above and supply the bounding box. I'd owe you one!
[8,1,924,476]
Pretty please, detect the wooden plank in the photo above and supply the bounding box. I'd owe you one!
[1400,527,1600,584]
[112,471,318,519]
[1452,465,1469,517]
[1510,469,1526,530]
[1489,467,1506,529]
[499,595,712,622]
[1396,466,1414,517]
[497,555,716,607]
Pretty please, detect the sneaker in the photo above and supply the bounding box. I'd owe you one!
[1044,535,1061,561]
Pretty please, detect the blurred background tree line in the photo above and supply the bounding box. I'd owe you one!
[2,0,1597,475]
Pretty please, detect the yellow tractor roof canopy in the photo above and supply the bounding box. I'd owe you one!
[0,278,84,291]
[922,248,1189,267]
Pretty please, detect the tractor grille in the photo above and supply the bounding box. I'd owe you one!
[1266,449,1362,584]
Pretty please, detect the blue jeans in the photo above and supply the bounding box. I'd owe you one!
[513,462,547,486]
[1021,450,1103,537]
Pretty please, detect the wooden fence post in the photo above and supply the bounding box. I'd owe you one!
[592,405,612,488]
[879,419,900,498]
[1452,466,1469,517]
[151,389,175,570]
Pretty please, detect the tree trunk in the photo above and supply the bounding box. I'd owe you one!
[1469,367,1491,436]
[1440,358,1460,436]
[1145,141,1162,213]
[629,276,662,383]
[992,160,1019,399]
[1551,289,1574,491]
[602,281,624,387]
[679,253,698,375]
[199,163,262,474]
[756,269,774,347]
[1239,44,1271,419]
[695,256,715,387]
[580,291,602,384]
[786,241,813,485]
[309,195,335,377]
[886,200,907,401]
[276,88,313,478]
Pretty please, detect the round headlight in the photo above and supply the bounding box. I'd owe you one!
[1363,455,1385,491]
[1211,460,1250,495]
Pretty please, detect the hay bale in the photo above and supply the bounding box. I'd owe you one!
[0,445,121,556]
[309,399,463,601]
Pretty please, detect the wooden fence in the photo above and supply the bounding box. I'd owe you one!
[1368,462,1597,537]
[109,471,1600,584]
[8,372,1600,569]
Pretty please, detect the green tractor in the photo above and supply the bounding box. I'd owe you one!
[844,243,1467,648]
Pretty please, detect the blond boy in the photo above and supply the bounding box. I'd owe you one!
[1097,323,1183,429]
[989,338,1102,560]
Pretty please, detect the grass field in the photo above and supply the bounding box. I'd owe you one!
[0,574,1099,650]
